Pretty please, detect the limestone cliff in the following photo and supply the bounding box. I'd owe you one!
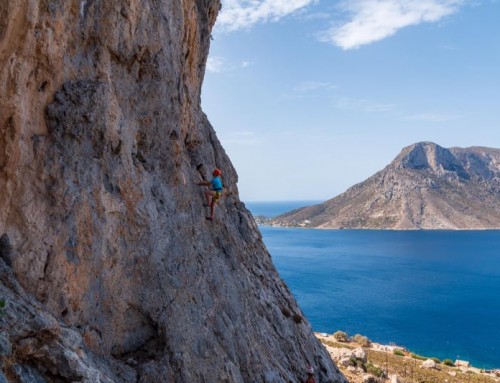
[273,142,500,229]
[0,1,345,382]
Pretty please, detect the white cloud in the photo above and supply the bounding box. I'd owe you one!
[335,96,395,112]
[320,0,466,50]
[281,81,337,99]
[438,43,458,50]
[216,0,316,32]
[206,57,252,73]
[300,11,332,21]
[294,81,337,93]
[206,56,226,73]
[404,112,462,121]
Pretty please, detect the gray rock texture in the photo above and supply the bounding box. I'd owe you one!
[0,1,345,382]
[273,142,500,229]
[1,258,129,383]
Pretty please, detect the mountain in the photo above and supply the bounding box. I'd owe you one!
[0,1,345,382]
[272,142,500,229]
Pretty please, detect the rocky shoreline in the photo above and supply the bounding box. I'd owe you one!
[316,332,500,383]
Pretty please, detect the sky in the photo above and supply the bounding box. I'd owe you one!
[201,0,500,202]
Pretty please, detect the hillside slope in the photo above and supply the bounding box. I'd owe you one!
[273,142,500,229]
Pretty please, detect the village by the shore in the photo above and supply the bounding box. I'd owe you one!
[254,215,310,227]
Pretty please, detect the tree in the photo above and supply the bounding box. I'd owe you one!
[333,330,349,342]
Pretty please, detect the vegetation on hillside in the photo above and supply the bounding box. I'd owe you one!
[317,332,500,383]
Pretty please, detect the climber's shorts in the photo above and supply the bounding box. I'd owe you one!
[212,190,222,202]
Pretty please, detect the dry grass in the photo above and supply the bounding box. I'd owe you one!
[317,334,500,383]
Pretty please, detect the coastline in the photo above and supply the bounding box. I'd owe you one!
[248,203,500,375]
[316,332,500,383]
[255,216,500,231]
[256,225,500,371]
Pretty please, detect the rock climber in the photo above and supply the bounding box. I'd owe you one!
[304,365,315,383]
[197,168,223,221]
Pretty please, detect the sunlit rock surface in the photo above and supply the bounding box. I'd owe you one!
[0,1,345,381]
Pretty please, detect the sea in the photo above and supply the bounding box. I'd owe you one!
[245,201,500,369]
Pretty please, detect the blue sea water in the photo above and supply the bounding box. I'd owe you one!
[245,201,500,369]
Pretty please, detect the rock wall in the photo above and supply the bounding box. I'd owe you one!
[0,1,345,382]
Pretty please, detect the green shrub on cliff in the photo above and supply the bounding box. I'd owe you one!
[333,330,349,342]
[353,333,372,347]
[394,349,405,356]
[0,299,5,316]
[411,353,427,360]
[366,363,384,378]
[350,358,365,370]
[443,359,455,367]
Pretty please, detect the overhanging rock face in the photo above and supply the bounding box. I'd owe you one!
[0,1,345,382]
